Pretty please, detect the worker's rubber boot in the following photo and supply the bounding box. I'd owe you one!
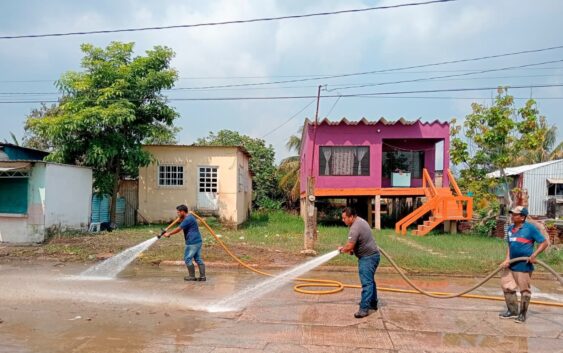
[197,264,206,282]
[499,292,519,319]
[354,309,369,319]
[515,295,530,323]
[184,264,197,281]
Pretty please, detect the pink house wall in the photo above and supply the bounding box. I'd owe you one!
[300,120,450,193]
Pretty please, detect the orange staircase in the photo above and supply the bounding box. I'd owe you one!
[395,169,473,236]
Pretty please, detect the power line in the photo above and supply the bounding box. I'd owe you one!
[260,99,317,138]
[329,59,563,91]
[1,83,562,104]
[6,72,563,96]
[0,0,457,40]
[4,59,563,96]
[170,44,563,90]
[3,67,563,84]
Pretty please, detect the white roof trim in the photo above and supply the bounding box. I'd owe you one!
[487,159,563,178]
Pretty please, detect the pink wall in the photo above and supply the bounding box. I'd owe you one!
[300,120,450,193]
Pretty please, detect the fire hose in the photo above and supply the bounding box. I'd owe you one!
[174,213,562,308]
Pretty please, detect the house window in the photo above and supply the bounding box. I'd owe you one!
[547,181,563,197]
[158,165,184,186]
[382,151,424,179]
[0,177,29,214]
[319,146,370,176]
[199,167,218,193]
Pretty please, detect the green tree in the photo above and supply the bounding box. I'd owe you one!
[26,42,179,223]
[3,132,20,146]
[451,87,546,211]
[278,130,302,208]
[195,130,279,209]
[511,116,562,165]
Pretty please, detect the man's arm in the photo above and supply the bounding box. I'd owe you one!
[501,247,510,268]
[528,241,549,264]
[338,241,356,255]
[163,226,182,238]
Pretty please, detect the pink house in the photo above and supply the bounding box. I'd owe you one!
[299,118,472,236]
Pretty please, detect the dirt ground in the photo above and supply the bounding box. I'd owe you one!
[1,261,562,353]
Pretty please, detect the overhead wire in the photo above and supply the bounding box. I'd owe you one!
[0,0,458,40]
[1,83,563,104]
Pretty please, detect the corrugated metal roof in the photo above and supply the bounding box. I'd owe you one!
[304,117,449,126]
[487,159,563,178]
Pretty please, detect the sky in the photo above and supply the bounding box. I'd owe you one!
[1,0,562,164]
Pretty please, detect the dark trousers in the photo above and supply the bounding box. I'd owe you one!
[358,252,380,310]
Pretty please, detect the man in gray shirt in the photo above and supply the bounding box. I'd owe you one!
[338,207,381,318]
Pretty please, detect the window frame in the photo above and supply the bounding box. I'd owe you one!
[157,164,185,188]
[319,146,370,177]
[198,166,218,193]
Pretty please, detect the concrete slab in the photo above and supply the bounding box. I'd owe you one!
[0,262,561,353]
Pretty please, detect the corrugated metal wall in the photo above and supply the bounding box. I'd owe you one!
[523,160,563,216]
[118,180,138,227]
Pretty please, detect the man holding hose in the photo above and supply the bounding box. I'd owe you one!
[338,207,380,319]
[500,206,548,323]
[163,205,206,282]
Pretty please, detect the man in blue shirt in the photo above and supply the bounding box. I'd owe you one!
[499,206,548,323]
[163,205,206,281]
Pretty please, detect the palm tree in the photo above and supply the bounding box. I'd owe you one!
[278,129,302,207]
[511,117,563,165]
[3,132,19,146]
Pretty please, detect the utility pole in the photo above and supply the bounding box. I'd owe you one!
[303,85,322,252]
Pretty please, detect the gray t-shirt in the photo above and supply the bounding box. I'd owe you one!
[348,217,379,258]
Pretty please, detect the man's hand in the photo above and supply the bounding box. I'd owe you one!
[337,246,344,253]
[163,232,171,238]
[500,259,510,268]
[527,255,537,264]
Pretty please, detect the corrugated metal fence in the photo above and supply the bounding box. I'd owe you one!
[90,180,139,227]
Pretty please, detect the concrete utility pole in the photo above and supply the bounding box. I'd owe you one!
[303,85,322,252]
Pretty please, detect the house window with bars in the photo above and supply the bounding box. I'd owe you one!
[199,167,218,192]
[319,146,370,176]
[158,165,184,186]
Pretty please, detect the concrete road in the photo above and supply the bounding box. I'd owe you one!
[0,262,562,352]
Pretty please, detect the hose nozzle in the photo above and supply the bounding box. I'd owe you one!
[157,228,166,239]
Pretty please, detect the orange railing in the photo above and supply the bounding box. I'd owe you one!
[395,196,441,235]
[422,168,438,198]
[446,169,462,196]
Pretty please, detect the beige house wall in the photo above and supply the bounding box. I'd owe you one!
[138,146,252,226]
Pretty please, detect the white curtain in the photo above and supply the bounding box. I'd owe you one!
[356,148,367,175]
[323,148,332,175]
[332,147,354,175]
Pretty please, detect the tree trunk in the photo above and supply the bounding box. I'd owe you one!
[109,163,121,226]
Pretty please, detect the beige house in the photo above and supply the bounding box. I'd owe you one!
[138,145,252,227]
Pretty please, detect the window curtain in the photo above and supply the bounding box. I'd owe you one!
[356,148,367,175]
[332,147,354,175]
[322,148,332,175]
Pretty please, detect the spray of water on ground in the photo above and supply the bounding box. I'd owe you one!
[80,237,158,278]
[207,250,340,312]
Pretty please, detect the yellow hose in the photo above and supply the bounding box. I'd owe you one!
[190,212,563,308]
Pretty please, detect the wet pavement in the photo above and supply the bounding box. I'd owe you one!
[0,262,562,353]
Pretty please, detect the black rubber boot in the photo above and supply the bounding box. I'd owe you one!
[197,264,206,282]
[354,309,369,319]
[369,299,379,311]
[184,264,197,281]
[499,292,519,319]
[515,295,530,323]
